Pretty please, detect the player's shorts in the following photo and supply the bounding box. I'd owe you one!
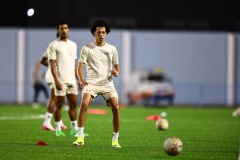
[82,84,118,101]
[54,82,78,96]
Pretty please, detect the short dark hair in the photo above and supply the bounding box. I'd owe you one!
[90,19,111,35]
[56,20,69,30]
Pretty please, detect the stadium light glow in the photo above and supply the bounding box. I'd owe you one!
[27,8,34,17]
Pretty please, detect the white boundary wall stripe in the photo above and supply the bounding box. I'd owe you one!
[17,29,26,104]
[226,33,234,107]
[121,31,131,104]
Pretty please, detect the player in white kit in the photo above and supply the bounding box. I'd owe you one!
[73,19,121,148]
[48,21,79,137]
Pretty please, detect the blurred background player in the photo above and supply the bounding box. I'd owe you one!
[48,20,79,137]
[31,60,49,108]
[40,35,67,131]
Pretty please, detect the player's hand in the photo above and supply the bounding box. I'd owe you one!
[111,70,119,77]
[55,80,62,90]
[78,80,88,90]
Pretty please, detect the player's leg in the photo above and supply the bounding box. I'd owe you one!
[73,93,92,146]
[33,83,40,108]
[42,84,67,131]
[66,93,78,136]
[42,87,55,131]
[79,93,92,127]
[41,83,49,100]
[107,97,120,133]
[107,97,121,148]
[103,86,121,148]
[54,95,65,136]
[53,84,67,136]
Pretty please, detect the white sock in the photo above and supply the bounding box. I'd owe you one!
[78,127,84,138]
[55,121,62,130]
[71,121,78,131]
[60,119,64,126]
[43,112,52,125]
[112,132,119,141]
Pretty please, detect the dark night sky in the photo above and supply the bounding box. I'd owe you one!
[0,0,239,31]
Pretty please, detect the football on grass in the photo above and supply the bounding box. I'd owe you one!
[156,118,169,130]
[163,136,183,156]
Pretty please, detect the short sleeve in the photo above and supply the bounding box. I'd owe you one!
[74,43,77,59]
[79,46,88,63]
[112,46,119,65]
[47,42,57,60]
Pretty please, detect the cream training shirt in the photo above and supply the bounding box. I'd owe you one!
[42,50,54,84]
[48,39,77,83]
[79,42,119,86]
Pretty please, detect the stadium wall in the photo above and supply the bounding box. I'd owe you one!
[0,28,239,106]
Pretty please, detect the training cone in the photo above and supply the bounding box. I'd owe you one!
[87,109,107,114]
[36,141,48,146]
[145,115,161,121]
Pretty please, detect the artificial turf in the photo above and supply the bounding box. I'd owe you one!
[0,104,239,160]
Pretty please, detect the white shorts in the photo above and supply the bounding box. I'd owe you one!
[82,84,118,101]
[54,82,78,96]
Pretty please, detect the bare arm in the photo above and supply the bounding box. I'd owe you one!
[49,59,62,90]
[40,56,48,67]
[111,64,120,77]
[75,60,79,81]
[77,62,88,90]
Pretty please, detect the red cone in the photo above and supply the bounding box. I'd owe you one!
[145,115,161,121]
[36,141,48,146]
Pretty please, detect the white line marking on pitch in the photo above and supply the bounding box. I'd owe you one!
[0,114,45,120]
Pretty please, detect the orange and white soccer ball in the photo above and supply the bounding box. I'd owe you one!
[156,118,169,130]
[163,136,183,156]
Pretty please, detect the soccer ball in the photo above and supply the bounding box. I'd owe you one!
[232,107,240,117]
[156,118,169,130]
[163,136,183,156]
[236,107,240,116]
[160,112,167,117]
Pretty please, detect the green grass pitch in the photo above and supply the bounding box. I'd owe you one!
[0,104,239,160]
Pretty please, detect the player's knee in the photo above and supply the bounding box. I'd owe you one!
[69,101,77,108]
[56,101,64,108]
[111,103,120,111]
[81,100,90,109]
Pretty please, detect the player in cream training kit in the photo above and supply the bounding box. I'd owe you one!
[73,19,121,148]
[48,21,79,137]
[40,47,67,131]
[79,42,119,87]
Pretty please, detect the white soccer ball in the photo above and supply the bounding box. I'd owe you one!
[156,118,169,130]
[232,107,240,117]
[160,112,167,117]
[163,136,183,156]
